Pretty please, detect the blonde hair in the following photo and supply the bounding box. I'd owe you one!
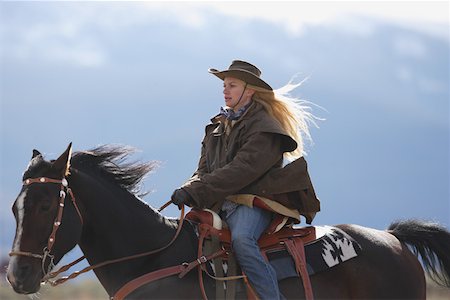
[249,78,319,159]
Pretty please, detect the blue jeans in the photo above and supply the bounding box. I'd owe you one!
[225,205,282,300]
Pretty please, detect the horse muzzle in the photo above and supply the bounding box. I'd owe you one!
[6,257,42,294]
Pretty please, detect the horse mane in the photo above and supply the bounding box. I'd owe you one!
[71,145,158,197]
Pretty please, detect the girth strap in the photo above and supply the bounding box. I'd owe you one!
[285,238,314,300]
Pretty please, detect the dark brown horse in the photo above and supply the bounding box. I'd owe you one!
[6,144,450,299]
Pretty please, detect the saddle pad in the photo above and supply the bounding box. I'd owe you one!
[267,226,362,281]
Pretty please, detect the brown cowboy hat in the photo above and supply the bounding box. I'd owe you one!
[208,60,273,91]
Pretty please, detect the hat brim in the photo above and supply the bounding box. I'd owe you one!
[208,68,272,91]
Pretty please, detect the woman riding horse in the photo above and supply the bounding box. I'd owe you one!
[171,60,320,299]
[6,143,450,299]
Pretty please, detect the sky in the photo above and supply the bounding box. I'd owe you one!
[2,1,449,69]
[0,0,449,293]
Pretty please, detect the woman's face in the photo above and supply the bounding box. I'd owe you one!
[223,77,254,110]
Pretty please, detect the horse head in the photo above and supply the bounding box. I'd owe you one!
[7,143,83,294]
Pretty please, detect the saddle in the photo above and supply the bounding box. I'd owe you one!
[186,208,316,300]
[113,206,318,300]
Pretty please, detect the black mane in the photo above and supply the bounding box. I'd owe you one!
[71,145,158,197]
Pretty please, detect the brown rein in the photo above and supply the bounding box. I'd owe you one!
[46,204,185,286]
[9,176,185,287]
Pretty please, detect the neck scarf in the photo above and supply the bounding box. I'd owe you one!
[219,101,252,121]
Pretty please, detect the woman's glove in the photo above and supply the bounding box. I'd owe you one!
[171,188,193,209]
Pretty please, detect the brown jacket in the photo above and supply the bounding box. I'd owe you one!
[182,101,320,224]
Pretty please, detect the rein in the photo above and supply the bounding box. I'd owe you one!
[9,176,185,287]
[46,203,185,287]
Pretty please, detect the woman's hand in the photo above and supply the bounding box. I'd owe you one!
[171,188,193,209]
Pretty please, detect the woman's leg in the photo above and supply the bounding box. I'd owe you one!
[226,205,281,300]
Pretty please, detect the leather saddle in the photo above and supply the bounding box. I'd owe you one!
[113,206,318,300]
[186,208,316,247]
[186,207,316,300]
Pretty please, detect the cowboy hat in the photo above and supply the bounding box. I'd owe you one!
[208,60,273,91]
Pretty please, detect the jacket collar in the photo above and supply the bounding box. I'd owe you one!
[211,100,261,125]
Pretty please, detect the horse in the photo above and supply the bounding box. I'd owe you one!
[6,144,450,299]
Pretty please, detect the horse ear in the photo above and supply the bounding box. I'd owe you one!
[28,149,43,170]
[52,143,73,177]
[32,149,42,159]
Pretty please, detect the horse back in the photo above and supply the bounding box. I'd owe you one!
[321,224,425,299]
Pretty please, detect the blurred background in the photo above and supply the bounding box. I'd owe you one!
[0,1,449,299]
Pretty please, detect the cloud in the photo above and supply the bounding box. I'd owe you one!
[0,1,447,68]
[1,4,108,67]
[0,2,212,67]
[418,77,447,94]
[198,1,449,39]
[393,35,427,59]
[396,65,414,82]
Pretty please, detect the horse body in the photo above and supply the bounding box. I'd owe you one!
[269,224,426,300]
[6,144,450,299]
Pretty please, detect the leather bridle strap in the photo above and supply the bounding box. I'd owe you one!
[8,251,44,260]
[67,188,84,225]
[24,177,66,185]
[9,177,84,274]
[21,177,84,225]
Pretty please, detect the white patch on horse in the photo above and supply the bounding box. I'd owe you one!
[13,190,27,252]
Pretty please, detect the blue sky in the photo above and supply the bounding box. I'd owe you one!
[2,1,448,68]
[1,1,449,275]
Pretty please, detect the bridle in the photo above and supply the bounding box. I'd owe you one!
[9,176,84,277]
[8,175,185,287]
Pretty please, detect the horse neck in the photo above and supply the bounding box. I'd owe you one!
[69,169,179,292]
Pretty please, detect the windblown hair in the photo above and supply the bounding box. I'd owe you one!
[249,78,320,158]
[71,145,157,197]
